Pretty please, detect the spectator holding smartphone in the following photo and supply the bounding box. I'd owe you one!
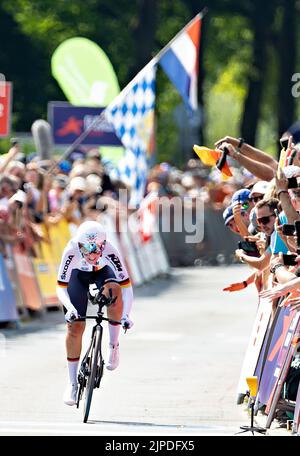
[235,198,287,271]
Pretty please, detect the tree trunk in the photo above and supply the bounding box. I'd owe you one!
[240,1,274,146]
[129,0,157,79]
[277,0,296,158]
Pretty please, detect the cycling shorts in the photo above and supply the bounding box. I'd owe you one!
[63,265,117,317]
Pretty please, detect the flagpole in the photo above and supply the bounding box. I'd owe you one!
[105,8,208,111]
[154,8,208,62]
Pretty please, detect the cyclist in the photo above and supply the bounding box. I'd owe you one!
[56,220,134,406]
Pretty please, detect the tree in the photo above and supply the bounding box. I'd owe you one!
[276,0,297,153]
[239,0,275,145]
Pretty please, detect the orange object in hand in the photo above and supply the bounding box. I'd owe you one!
[193,145,232,179]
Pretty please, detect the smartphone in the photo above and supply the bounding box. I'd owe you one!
[288,177,298,189]
[280,138,289,150]
[282,254,297,266]
[282,224,296,236]
[10,138,18,146]
[238,241,260,257]
[295,221,300,254]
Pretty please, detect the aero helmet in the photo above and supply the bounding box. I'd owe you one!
[76,221,106,256]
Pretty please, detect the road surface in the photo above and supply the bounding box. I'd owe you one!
[0,265,268,436]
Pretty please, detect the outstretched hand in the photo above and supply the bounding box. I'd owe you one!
[223,282,246,292]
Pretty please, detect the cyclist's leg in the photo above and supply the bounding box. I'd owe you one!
[94,267,122,369]
[104,281,123,320]
[65,271,89,384]
[94,266,123,322]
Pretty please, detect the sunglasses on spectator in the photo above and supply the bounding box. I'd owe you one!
[292,190,300,198]
[250,195,263,203]
[256,213,276,225]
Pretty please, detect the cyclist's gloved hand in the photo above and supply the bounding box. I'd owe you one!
[65,308,79,323]
[121,315,134,330]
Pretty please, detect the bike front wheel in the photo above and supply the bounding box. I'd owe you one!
[83,327,102,423]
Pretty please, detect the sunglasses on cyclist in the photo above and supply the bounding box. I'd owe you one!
[256,213,276,225]
[78,241,106,255]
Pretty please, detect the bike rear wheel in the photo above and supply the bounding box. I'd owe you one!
[83,327,102,423]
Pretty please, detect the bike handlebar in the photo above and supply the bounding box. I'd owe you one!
[88,287,117,308]
[75,315,121,325]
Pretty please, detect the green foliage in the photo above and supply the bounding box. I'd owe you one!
[0,0,300,166]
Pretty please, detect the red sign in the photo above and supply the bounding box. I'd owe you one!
[0,81,12,137]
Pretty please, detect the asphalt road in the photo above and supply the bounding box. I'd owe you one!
[0,265,263,436]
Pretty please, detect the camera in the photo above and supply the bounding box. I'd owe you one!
[282,254,297,266]
[238,240,260,257]
[10,138,19,147]
[282,224,296,236]
[287,177,298,189]
[280,137,289,150]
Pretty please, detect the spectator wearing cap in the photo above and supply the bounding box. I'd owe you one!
[223,205,240,235]
[57,160,72,175]
[61,176,87,226]
[235,198,288,272]
[5,160,26,182]
[249,181,270,204]
[0,175,18,208]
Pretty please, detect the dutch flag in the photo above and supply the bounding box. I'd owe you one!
[159,14,202,111]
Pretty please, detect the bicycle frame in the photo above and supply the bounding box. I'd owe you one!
[76,301,121,421]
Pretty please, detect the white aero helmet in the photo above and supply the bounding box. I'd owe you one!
[76,221,106,256]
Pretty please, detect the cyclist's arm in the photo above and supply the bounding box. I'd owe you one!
[120,283,133,319]
[56,241,77,312]
[104,242,133,318]
[56,284,77,313]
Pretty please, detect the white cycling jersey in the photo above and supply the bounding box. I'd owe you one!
[56,238,133,317]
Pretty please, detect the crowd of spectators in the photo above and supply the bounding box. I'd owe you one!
[218,135,300,318]
[0,137,254,258]
[2,132,300,272]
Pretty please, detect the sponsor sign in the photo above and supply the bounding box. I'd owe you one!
[256,306,295,405]
[48,102,122,146]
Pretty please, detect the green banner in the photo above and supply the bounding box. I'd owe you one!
[51,37,123,164]
[51,37,120,106]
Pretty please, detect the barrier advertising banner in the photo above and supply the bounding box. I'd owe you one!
[0,81,12,137]
[294,382,300,433]
[236,296,272,400]
[0,254,18,322]
[13,246,43,311]
[257,306,295,406]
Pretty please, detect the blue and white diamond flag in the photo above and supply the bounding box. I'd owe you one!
[105,62,157,208]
